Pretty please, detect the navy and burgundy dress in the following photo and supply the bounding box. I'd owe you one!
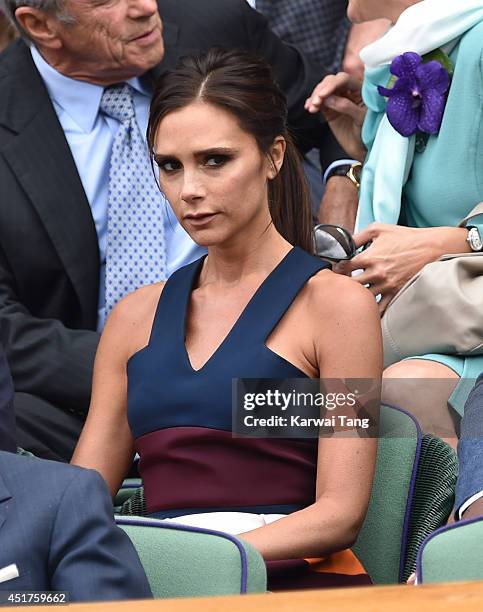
[127,247,371,590]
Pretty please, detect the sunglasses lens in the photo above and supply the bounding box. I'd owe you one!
[313,226,355,260]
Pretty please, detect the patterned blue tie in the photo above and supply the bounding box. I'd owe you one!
[100,83,167,315]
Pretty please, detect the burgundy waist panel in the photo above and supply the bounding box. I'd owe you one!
[136,427,317,515]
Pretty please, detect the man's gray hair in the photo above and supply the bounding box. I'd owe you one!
[0,0,75,42]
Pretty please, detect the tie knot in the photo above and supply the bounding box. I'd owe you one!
[100,83,135,122]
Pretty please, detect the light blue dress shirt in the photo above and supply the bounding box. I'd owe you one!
[31,47,205,330]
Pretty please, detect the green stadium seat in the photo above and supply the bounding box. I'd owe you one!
[116,404,457,591]
[115,516,267,597]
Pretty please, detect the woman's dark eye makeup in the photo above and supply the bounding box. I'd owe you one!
[154,149,235,173]
[205,154,231,167]
[155,157,181,173]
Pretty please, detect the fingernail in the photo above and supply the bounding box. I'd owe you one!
[325,96,336,107]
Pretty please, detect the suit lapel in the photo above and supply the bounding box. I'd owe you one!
[0,42,99,324]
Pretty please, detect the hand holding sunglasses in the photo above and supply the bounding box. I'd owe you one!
[313,224,370,262]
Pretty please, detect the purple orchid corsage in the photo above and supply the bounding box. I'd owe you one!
[378,51,451,138]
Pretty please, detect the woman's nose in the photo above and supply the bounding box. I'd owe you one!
[180,171,205,203]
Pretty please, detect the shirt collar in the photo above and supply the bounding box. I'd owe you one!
[30,46,151,133]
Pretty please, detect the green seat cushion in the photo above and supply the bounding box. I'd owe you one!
[116,516,267,598]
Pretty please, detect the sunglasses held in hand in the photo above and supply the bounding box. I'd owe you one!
[313,224,358,262]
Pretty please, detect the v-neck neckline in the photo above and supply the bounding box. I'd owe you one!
[183,248,297,373]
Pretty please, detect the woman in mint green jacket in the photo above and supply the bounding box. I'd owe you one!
[306,0,483,438]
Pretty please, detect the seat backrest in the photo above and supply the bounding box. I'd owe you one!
[353,404,422,584]
[114,478,143,513]
[115,516,267,598]
[402,434,457,581]
[353,404,457,585]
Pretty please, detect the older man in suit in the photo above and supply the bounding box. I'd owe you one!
[0,450,152,601]
[0,0,327,462]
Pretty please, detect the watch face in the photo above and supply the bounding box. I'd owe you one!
[468,227,483,251]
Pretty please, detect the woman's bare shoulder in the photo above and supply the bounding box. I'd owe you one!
[100,282,167,358]
[303,270,382,377]
[108,282,166,327]
[304,269,379,322]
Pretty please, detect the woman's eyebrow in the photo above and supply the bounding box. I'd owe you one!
[193,147,239,156]
[154,147,238,159]
[153,153,176,165]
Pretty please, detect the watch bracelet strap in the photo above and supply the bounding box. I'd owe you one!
[325,164,352,180]
[325,163,361,190]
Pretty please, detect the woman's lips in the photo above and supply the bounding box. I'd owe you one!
[184,213,219,227]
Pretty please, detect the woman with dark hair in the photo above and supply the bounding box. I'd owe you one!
[73,49,381,589]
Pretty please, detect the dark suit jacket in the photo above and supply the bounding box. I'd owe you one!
[0,345,15,453]
[0,451,152,600]
[0,0,327,415]
[256,0,351,75]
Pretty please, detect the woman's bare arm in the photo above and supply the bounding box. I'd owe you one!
[71,284,163,497]
[239,273,382,560]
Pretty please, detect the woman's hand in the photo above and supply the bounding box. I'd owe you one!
[304,72,367,162]
[336,224,471,315]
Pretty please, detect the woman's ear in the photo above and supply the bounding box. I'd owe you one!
[267,136,287,179]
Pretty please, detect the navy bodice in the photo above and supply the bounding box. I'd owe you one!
[127,247,330,517]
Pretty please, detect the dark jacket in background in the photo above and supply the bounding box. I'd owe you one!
[256,0,350,75]
[0,344,16,453]
[255,0,349,168]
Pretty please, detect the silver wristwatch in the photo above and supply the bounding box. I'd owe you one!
[467,226,483,252]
